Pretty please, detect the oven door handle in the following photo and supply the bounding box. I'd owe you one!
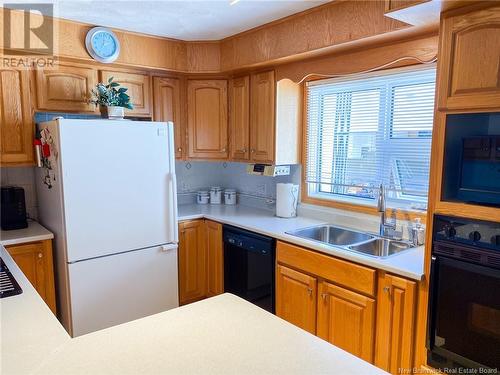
[426,255,438,350]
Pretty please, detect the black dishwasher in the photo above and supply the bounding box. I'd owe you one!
[223,225,275,313]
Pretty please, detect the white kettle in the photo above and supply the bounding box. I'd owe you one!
[276,183,299,218]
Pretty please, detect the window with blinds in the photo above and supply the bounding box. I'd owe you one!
[305,66,436,211]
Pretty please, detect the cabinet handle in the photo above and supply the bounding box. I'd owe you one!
[222,147,227,152]
[383,286,391,295]
[242,149,247,153]
[250,149,255,153]
[321,293,327,300]
[177,147,182,152]
[38,252,43,258]
[307,287,312,296]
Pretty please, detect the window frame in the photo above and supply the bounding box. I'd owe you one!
[301,64,437,221]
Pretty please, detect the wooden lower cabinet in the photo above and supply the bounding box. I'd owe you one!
[178,220,207,305]
[276,264,317,334]
[276,241,418,371]
[178,219,224,305]
[6,240,56,314]
[375,272,417,374]
[206,220,224,297]
[317,281,375,362]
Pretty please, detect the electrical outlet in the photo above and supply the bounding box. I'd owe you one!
[273,165,290,176]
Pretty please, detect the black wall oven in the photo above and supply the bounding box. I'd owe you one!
[427,215,500,371]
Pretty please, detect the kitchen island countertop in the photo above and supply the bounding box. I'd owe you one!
[178,204,425,280]
[1,245,387,375]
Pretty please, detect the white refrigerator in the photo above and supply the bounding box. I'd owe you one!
[35,118,179,337]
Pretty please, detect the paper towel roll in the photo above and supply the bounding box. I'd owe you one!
[276,183,299,218]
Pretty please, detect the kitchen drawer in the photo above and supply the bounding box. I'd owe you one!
[276,241,376,297]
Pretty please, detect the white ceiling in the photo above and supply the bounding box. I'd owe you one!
[4,0,329,41]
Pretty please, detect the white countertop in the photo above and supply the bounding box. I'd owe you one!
[1,246,387,375]
[179,204,425,280]
[0,246,70,375]
[0,221,54,246]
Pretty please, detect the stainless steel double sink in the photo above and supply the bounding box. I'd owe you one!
[286,224,415,258]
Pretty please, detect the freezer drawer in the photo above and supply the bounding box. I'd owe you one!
[68,244,178,337]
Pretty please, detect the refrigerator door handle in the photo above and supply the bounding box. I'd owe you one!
[167,172,178,243]
[161,244,178,252]
[166,122,178,244]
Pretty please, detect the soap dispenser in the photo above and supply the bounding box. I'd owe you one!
[410,218,425,246]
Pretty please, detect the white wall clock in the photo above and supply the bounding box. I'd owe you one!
[85,27,120,63]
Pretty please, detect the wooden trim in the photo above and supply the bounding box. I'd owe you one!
[219,0,410,71]
[302,195,428,224]
[0,2,418,74]
[434,201,500,222]
[276,241,376,297]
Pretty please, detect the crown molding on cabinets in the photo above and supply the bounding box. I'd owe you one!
[219,0,411,71]
[0,1,426,74]
[275,31,438,83]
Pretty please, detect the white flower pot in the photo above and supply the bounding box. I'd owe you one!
[100,105,125,119]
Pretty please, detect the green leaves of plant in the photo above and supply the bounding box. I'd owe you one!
[89,76,134,109]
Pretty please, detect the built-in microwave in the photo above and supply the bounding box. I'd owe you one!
[442,113,500,207]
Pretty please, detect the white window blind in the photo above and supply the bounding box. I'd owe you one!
[305,66,436,210]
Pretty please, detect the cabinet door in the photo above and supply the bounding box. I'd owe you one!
[0,68,34,165]
[276,264,317,334]
[230,76,250,161]
[100,70,152,116]
[187,80,228,159]
[205,220,223,297]
[317,281,375,362]
[178,220,207,305]
[6,240,56,314]
[35,62,98,112]
[250,71,275,163]
[153,77,184,159]
[375,272,417,374]
[438,5,500,111]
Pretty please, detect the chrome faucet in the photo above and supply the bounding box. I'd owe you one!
[377,184,398,238]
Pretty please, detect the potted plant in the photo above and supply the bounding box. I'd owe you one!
[90,77,133,119]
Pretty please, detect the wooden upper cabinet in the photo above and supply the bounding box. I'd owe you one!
[205,220,224,297]
[35,61,97,113]
[375,272,417,374]
[178,220,207,305]
[153,77,183,159]
[250,71,275,163]
[0,68,34,166]
[100,70,152,117]
[384,0,428,13]
[276,264,317,334]
[230,76,250,161]
[6,240,56,314]
[438,4,500,111]
[317,281,375,363]
[187,80,228,159]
